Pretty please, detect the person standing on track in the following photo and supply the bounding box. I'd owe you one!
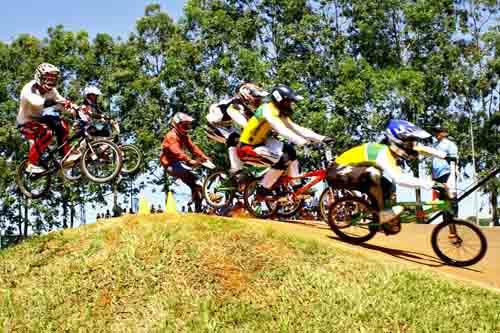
[431,125,459,215]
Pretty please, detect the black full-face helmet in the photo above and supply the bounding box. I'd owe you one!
[270,84,303,115]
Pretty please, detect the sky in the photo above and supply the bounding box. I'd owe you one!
[0,0,186,42]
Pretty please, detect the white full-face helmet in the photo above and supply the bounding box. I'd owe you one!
[34,63,60,91]
[171,112,194,135]
[83,85,102,105]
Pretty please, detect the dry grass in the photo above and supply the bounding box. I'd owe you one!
[0,214,499,332]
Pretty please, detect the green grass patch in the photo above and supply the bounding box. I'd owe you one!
[0,214,499,332]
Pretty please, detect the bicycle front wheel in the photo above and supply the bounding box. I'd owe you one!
[81,139,123,183]
[431,219,487,267]
[319,188,337,221]
[244,179,278,219]
[16,159,52,199]
[203,170,236,208]
[319,189,359,221]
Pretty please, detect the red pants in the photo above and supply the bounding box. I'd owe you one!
[19,118,69,165]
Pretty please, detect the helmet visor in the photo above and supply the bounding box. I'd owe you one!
[249,87,269,98]
[177,121,192,133]
[43,72,59,88]
[291,94,304,102]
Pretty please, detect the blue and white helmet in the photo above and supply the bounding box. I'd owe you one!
[83,86,102,96]
[385,119,431,158]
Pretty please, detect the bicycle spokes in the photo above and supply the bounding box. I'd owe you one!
[81,140,122,183]
[16,160,51,198]
[329,199,377,240]
[433,222,486,266]
[203,171,236,208]
[244,180,277,218]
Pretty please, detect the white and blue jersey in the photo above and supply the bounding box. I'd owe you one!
[432,138,458,179]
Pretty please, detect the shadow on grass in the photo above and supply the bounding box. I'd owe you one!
[327,235,482,272]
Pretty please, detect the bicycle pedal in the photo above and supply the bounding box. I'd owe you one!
[209,193,224,203]
[381,223,401,235]
[276,196,294,204]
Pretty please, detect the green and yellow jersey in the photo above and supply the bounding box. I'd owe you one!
[335,143,434,190]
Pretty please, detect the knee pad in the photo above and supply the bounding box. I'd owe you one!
[365,167,382,184]
[381,176,396,201]
[274,143,297,170]
[227,133,240,147]
[283,143,297,160]
[274,156,289,170]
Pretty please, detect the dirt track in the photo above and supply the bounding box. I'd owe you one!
[249,218,500,290]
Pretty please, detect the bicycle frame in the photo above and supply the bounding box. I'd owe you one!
[397,200,451,224]
[37,129,94,175]
[215,164,269,193]
[276,169,327,199]
[273,144,332,199]
[344,195,456,229]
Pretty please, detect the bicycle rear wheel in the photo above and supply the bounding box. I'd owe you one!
[431,219,487,267]
[120,144,143,175]
[319,189,359,222]
[327,196,378,244]
[81,139,123,183]
[16,159,52,199]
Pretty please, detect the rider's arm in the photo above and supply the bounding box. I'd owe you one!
[53,88,65,103]
[21,84,45,109]
[283,117,325,143]
[263,108,307,145]
[49,89,77,116]
[187,137,209,161]
[206,103,224,124]
[227,104,248,128]
[377,148,434,190]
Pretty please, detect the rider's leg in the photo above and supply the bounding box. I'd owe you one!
[260,168,284,189]
[445,171,458,217]
[367,179,384,213]
[260,143,296,189]
[284,144,299,177]
[54,118,70,155]
[45,116,81,165]
[41,115,69,155]
[227,133,243,175]
[366,167,403,224]
[432,173,449,200]
[434,173,458,217]
[287,160,300,177]
[192,186,203,213]
[257,145,293,197]
[228,147,242,173]
[19,121,53,168]
[166,161,202,213]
